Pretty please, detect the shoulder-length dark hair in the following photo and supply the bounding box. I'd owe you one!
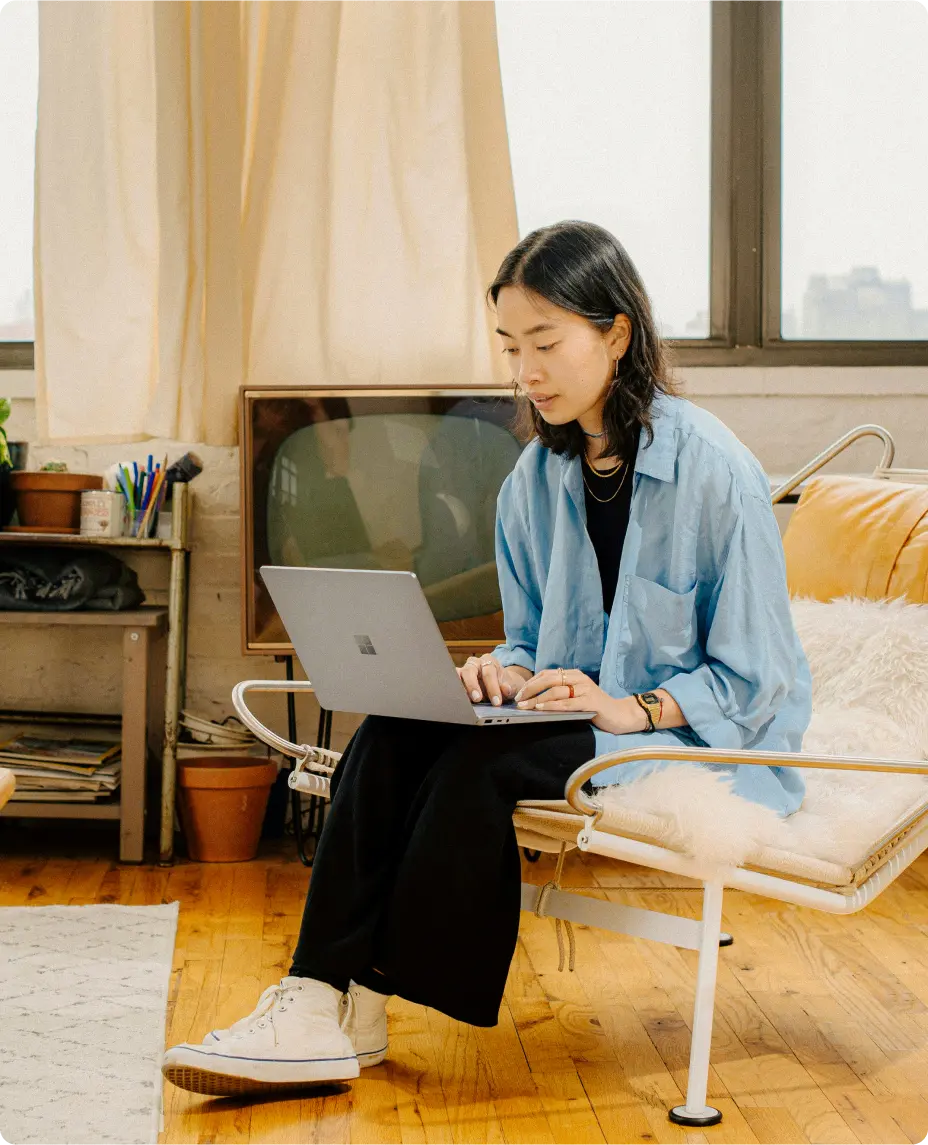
[486,220,680,461]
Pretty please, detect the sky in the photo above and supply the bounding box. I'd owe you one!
[0,0,926,339]
[781,0,928,316]
[496,0,712,336]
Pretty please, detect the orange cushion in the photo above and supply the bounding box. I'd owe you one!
[782,475,928,604]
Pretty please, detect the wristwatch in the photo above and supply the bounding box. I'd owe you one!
[634,691,662,733]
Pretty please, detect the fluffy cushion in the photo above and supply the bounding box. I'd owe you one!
[598,597,928,869]
[791,596,928,755]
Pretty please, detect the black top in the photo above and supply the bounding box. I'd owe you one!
[582,432,638,615]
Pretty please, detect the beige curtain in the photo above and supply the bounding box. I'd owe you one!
[34,1,517,446]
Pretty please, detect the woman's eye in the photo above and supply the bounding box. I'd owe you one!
[501,344,556,354]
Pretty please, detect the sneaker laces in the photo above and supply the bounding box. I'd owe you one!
[245,981,306,1047]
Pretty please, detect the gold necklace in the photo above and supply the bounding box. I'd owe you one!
[583,452,623,478]
[582,458,630,503]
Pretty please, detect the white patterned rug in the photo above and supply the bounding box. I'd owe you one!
[0,903,179,1145]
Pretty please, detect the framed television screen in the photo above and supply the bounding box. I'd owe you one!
[239,386,528,655]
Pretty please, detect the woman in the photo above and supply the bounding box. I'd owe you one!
[163,221,811,1097]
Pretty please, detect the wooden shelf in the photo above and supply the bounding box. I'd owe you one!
[0,607,167,629]
[0,795,121,820]
[0,530,184,550]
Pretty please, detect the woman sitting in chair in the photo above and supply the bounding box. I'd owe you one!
[163,220,812,1096]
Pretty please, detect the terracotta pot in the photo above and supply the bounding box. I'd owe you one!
[9,471,104,532]
[178,756,279,862]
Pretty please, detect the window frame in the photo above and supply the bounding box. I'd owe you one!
[0,342,33,369]
[3,1,926,371]
[674,0,928,367]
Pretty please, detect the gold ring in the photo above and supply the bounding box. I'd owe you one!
[559,668,566,687]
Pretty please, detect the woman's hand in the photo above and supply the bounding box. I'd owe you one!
[457,655,532,707]
[513,668,648,734]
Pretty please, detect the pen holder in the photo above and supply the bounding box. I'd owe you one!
[131,506,159,539]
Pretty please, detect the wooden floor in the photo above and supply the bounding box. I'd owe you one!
[2,822,928,1145]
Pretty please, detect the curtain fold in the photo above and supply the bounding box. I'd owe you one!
[35,0,517,447]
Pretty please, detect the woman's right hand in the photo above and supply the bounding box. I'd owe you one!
[456,655,530,707]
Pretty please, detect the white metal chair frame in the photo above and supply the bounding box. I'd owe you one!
[231,424,928,1127]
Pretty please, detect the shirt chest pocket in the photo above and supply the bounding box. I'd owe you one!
[618,574,701,692]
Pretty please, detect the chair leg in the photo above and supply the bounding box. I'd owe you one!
[669,880,724,1127]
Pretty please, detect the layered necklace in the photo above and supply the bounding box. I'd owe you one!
[582,448,629,503]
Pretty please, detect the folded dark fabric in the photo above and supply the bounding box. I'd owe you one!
[0,546,144,611]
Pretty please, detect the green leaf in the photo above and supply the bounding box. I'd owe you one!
[0,398,10,426]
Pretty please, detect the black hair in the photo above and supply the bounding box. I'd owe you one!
[486,220,680,461]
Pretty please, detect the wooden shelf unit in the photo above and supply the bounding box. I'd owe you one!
[0,483,191,863]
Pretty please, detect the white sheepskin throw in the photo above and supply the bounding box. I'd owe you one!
[791,596,928,756]
[599,597,928,869]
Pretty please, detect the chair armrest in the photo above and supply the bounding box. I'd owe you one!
[565,744,928,824]
[231,679,342,774]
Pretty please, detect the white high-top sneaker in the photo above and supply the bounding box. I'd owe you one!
[202,979,390,1068]
[339,982,390,1067]
[162,977,359,1096]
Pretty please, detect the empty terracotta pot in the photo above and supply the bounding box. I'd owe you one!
[178,756,279,862]
[10,471,104,532]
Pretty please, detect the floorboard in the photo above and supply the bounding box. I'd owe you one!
[1,821,927,1144]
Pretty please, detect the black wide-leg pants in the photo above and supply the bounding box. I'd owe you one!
[288,714,596,1027]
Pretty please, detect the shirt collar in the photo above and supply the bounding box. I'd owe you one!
[558,392,678,484]
[633,392,677,483]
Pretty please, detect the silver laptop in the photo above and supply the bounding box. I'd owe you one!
[260,566,596,727]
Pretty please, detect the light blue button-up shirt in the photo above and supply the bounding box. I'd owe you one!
[491,393,811,816]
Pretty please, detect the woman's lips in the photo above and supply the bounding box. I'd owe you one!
[530,394,556,409]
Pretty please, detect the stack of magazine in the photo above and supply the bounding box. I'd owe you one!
[0,734,121,802]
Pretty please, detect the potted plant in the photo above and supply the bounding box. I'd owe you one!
[8,459,104,534]
[0,398,13,529]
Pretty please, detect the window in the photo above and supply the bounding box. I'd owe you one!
[780,1,928,341]
[0,0,38,352]
[495,1,712,340]
[495,0,928,365]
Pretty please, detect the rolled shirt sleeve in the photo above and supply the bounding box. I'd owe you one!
[490,472,540,674]
[661,490,801,749]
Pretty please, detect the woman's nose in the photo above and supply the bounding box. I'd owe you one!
[517,355,544,385]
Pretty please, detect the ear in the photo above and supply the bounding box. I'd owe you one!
[607,313,632,359]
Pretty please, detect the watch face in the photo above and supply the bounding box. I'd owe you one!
[640,691,660,704]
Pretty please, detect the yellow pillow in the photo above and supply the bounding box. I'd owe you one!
[782,475,928,604]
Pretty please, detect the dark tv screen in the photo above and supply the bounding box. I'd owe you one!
[240,387,526,654]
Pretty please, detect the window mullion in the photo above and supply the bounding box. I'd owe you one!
[760,0,783,344]
[709,1,733,343]
[727,0,764,349]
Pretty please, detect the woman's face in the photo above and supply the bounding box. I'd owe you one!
[494,286,631,431]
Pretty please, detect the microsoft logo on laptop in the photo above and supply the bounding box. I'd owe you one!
[354,635,377,656]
